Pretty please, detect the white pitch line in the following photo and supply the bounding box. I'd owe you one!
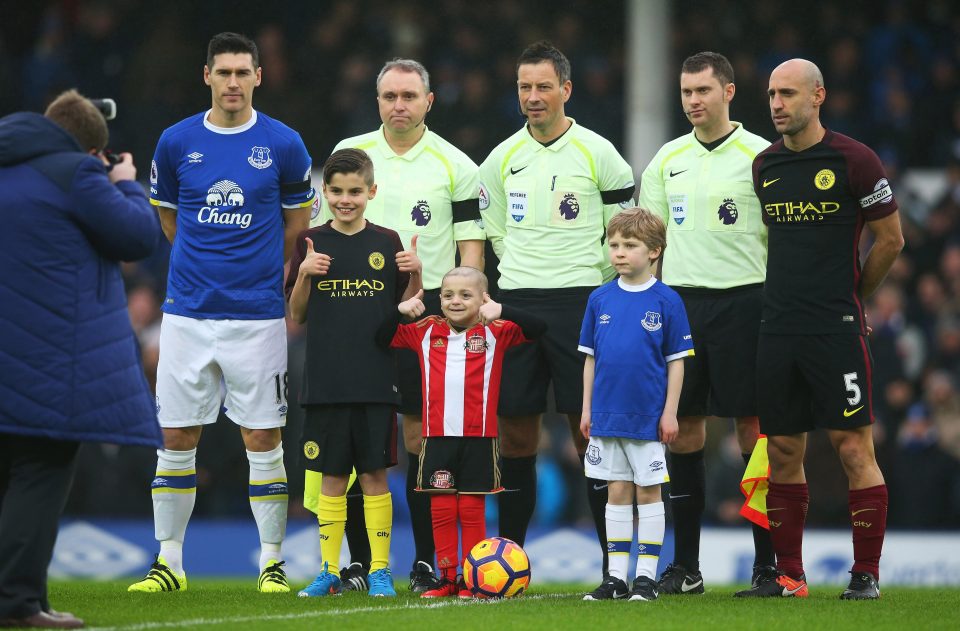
[86,593,568,631]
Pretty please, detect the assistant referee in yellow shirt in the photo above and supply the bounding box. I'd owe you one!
[638,52,774,595]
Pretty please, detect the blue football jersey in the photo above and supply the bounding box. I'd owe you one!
[150,110,315,319]
[578,277,694,440]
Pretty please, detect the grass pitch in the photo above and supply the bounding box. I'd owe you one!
[50,580,959,631]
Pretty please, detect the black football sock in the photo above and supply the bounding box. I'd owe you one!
[585,475,610,575]
[344,478,371,570]
[742,452,776,567]
[407,452,435,566]
[667,449,705,572]
[497,455,537,547]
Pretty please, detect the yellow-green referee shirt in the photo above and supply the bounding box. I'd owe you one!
[313,126,484,290]
[638,123,770,289]
[479,119,635,290]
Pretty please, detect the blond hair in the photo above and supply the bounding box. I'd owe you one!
[441,266,488,293]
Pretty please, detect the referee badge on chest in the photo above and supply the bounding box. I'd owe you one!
[669,194,688,225]
[508,190,528,223]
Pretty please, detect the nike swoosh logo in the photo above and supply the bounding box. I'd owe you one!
[510,166,528,175]
[318,522,334,528]
[593,483,608,491]
[681,579,703,592]
[851,508,876,516]
[782,584,805,596]
[844,405,865,417]
[762,178,780,187]
[669,169,687,177]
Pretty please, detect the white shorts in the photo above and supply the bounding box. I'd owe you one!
[583,436,669,487]
[156,314,288,429]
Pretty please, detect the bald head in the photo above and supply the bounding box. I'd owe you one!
[441,266,488,293]
[768,58,827,150]
[771,58,824,91]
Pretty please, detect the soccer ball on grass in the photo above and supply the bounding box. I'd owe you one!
[463,537,531,598]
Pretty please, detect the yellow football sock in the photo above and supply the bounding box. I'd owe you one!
[363,493,393,571]
[317,493,347,577]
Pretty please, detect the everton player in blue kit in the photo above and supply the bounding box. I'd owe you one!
[579,208,694,601]
[738,59,904,600]
[129,33,315,594]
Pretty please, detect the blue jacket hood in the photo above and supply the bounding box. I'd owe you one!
[0,111,84,167]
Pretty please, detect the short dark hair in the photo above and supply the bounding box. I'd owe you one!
[681,51,734,86]
[323,148,375,186]
[44,89,108,152]
[207,32,259,69]
[517,40,571,84]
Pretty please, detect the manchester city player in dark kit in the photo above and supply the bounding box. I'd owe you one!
[738,59,904,600]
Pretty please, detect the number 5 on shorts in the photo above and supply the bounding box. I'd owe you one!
[843,372,861,406]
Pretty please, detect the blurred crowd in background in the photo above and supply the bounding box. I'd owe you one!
[2,0,960,529]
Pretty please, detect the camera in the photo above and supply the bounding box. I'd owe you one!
[89,98,122,165]
[90,98,117,121]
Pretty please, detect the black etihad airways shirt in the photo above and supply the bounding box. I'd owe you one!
[285,220,409,405]
[753,130,898,335]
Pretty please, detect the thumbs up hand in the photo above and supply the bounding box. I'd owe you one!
[478,292,502,325]
[299,236,332,277]
[398,289,426,319]
[396,234,423,275]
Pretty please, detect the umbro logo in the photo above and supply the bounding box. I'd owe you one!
[187,152,203,163]
[510,165,528,175]
[669,169,687,177]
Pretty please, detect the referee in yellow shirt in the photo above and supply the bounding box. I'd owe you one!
[638,52,774,595]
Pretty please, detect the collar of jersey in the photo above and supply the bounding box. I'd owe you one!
[203,109,258,134]
[377,125,432,160]
[525,117,576,151]
[617,275,656,292]
[688,121,743,156]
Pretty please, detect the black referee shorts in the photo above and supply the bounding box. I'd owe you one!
[757,333,875,436]
[496,286,592,416]
[675,284,762,418]
[302,403,398,475]
[416,436,502,494]
[397,288,442,415]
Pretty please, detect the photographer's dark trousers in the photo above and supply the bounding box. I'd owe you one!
[0,434,79,619]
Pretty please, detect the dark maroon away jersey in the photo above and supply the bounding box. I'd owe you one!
[753,130,898,335]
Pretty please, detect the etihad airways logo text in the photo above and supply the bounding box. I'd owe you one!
[199,180,252,229]
[764,200,839,222]
[317,278,385,297]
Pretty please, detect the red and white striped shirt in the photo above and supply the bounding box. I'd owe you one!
[391,316,528,437]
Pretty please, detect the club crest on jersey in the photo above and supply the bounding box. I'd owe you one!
[558,193,580,220]
[247,146,273,169]
[815,169,836,190]
[430,470,454,489]
[411,199,431,226]
[641,311,662,332]
[464,334,489,353]
[369,251,385,270]
[585,445,602,465]
[303,441,319,460]
[718,198,738,225]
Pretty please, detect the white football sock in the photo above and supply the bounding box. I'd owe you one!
[606,503,634,582]
[152,448,197,575]
[248,445,288,570]
[636,501,665,580]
